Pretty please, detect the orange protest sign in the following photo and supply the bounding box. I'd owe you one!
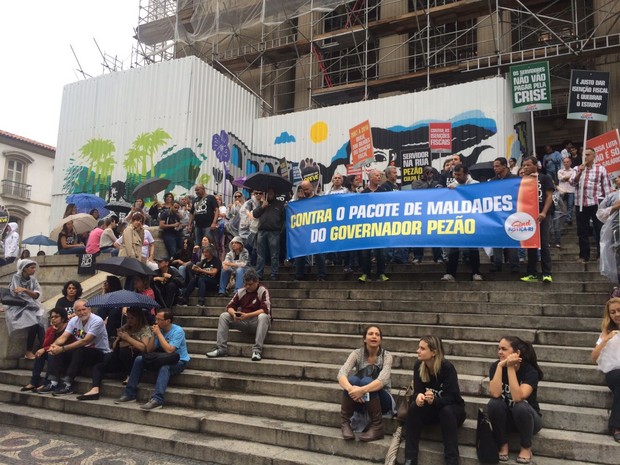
[587,129,620,175]
[349,120,374,167]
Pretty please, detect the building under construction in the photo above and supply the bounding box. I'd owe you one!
[132,0,620,145]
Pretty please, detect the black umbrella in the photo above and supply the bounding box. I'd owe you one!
[95,257,156,276]
[132,178,171,200]
[104,201,132,215]
[243,172,292,195]
[469,161,495,182]
[87,290,160,309]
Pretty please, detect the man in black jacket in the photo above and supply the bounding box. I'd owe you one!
[152,256,185,308]
[253,188,286,280]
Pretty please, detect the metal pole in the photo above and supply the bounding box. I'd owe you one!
[531,111,536,158]
[426,0,430,89]
[579,119,589,213]
[309,0,313,109]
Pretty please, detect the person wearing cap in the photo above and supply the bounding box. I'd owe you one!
[152,256,185,308]
[218,236,249,297]
[179,244,222,306]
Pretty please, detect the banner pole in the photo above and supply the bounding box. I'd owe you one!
[579,119,589,213]
[530,111,536,157]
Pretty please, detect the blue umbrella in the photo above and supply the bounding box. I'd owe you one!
[86,290,160,309]
[21,235,57,246]
[67,194,109,216]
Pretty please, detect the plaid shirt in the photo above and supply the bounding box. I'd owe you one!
[571,164,612,207]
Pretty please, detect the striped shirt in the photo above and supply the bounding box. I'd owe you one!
[571,164,612,207]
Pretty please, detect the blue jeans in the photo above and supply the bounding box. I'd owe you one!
[163,234,182,258]
[59,246,86,255]
[29,354,48,386]
[124,355,188,403]
[219,267,245,294]
[256,230,280,278]
[562,192,575,222]
[346,375,392,414]
[194,225,215,249]
[184,275,218,302]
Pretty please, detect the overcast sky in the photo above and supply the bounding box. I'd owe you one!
[0,1,140,147]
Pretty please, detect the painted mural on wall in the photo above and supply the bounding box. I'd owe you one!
[62,109,523,202]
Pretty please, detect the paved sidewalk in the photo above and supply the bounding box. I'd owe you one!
[0,424,221,465]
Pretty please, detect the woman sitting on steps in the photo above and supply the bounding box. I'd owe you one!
[337,325,394,442]
[591,297,620,443]
[487,336,543,464]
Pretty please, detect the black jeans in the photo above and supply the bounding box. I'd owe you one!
[526,215,552,275]
[446,248,480,276]
[92,346,139,388]
[576,205,602,261]
[360,249,385,276]
[606,369,620,430]
[48,347,106,384]
[26,324,44,352]
[487,398,542,448]
[404,402,466,465]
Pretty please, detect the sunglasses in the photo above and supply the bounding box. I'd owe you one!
[254,192,263,195]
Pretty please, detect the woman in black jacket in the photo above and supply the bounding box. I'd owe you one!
[404,335,465,465]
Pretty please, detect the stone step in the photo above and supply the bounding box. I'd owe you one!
[179,308,601,331]
[263,269,613,284]
[0,387,615,464]
[248,288,609,305]
[177,326,594,365]
[180,318,600,348]
[178,301,606,318]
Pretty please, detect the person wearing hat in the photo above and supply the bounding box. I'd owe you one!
[152,256,184,308]
[218,236,249,297]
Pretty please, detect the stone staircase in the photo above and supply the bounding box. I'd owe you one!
[0,226,618,464]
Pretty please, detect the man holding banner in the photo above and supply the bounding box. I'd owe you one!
[571,147,612,263]
[294,181,327,282]
[520,156,554,283]
[359,170,389,283]
[442,164,483,282]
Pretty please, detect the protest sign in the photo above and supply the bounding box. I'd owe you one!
[349,120,374,167]
[399,149,429,186]
[587,129,620,175]
[567,70,610,121]
[510,61,551,113]
[429,122,452,152]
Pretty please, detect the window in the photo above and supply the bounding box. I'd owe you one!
[7,159,25,184]
[2,151,33,200]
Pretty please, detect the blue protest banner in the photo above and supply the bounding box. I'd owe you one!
[286,178,540,259]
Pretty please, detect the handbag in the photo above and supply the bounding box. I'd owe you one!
[0,288,28,307]
[142,351,180,371]
[476,409,499,464]
[393,381,414,422]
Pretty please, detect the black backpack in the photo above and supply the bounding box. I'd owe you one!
[476,409,499,464]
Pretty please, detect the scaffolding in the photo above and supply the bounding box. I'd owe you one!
[131,0,620,117]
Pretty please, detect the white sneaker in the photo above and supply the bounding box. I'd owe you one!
[440,274,455,282]
[472,274,483,281]
[251,351,262,361]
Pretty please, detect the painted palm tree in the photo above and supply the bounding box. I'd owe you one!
[126,129,172,178]
[78,138,115,185]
